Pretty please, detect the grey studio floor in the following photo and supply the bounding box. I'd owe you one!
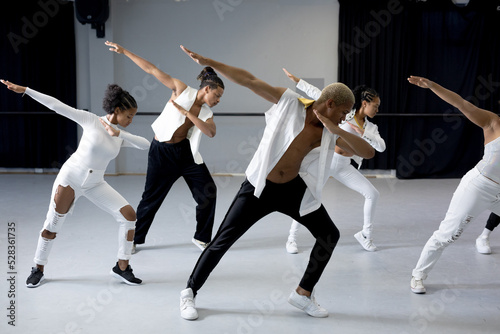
[1,172,499,334]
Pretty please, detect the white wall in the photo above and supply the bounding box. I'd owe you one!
[75,0,340,174]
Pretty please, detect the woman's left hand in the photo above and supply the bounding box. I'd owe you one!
[100,118,120,137]
[348,122,364,135]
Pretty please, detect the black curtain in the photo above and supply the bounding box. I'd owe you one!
[0,0,77,169]
[338,0,500,178]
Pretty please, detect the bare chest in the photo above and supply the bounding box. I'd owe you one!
[267,124,323,183]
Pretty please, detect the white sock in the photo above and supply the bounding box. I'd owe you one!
[480,228,492,238]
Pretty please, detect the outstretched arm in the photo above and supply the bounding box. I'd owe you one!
[181,45,286,104]
[408,76,497,131]
[1,79,26,94]
[283,68,300,83]
[1,79,94,125]
[282,68,322,100]
[106,41,187,94]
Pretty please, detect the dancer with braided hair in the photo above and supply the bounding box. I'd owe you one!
[1,79,150,287]
[106,41,224,252]
[282,69,385,253]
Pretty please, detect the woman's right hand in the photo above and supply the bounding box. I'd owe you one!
[105,41,125,54]
[407,76,433,89]
[1,79,26,94]
[180,45,209,66]
[282,68,300,83]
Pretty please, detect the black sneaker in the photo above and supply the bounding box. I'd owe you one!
[110,262,142,285]
[26,267,44,288]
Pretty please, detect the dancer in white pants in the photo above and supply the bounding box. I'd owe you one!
[1,79,150,288]
[408,75,500,294]
[282,69,385,253]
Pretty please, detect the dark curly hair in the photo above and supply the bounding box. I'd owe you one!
[352,85,379,111]
[102,84,137,114]
[197,67,224,90]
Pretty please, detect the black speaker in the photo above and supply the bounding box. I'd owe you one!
[75,0,109,38]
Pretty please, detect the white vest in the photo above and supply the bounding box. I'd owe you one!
[151,86,213,164]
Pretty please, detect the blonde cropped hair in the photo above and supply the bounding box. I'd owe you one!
[316,82,354,107]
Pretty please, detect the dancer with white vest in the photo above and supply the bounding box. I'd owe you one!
[106,41,224,252]
[1,79,150,288]
[408,75,500,294]
[177,46,374,320]
[282,68,385,253]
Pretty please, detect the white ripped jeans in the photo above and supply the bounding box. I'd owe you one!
[412,167,500,280]
[289,153,379,240]
[34,158,134,265]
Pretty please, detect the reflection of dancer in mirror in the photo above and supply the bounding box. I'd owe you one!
[408,76,500,294]
[178,46,375,320]
[1,79,150,288]
[282,68,385,253]
[475,212,498,254]
[106,41,224,252]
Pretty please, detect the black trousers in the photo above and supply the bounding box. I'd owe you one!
[134,138,216,244]
[187,176,340,294]
[486,212,500,231]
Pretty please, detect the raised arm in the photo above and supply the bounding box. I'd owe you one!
[283,68,322,100]
[1,79,93,125]
[106,41,187,95]
[1,79,26,94]
[408,76,499,139]
[181,45,285,104]
[283,68,300,83]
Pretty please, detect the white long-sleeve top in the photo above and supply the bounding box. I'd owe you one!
[25,87,150,170]
[297,79,386,167]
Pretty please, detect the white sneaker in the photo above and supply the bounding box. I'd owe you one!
[410,276,426,294]
[287,290,328,318]
[354,231,377,252]
[131,243,137,254]
[286,238,298,254]
[180,288,198,320]
[476,236,491,254]
[192,238,209,251]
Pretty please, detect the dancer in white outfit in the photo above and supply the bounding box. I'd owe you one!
[1,79,150,288]
[282,69,385,253]
[408,75,500,294]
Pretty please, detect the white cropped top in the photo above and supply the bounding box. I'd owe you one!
[476,135,500,184]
